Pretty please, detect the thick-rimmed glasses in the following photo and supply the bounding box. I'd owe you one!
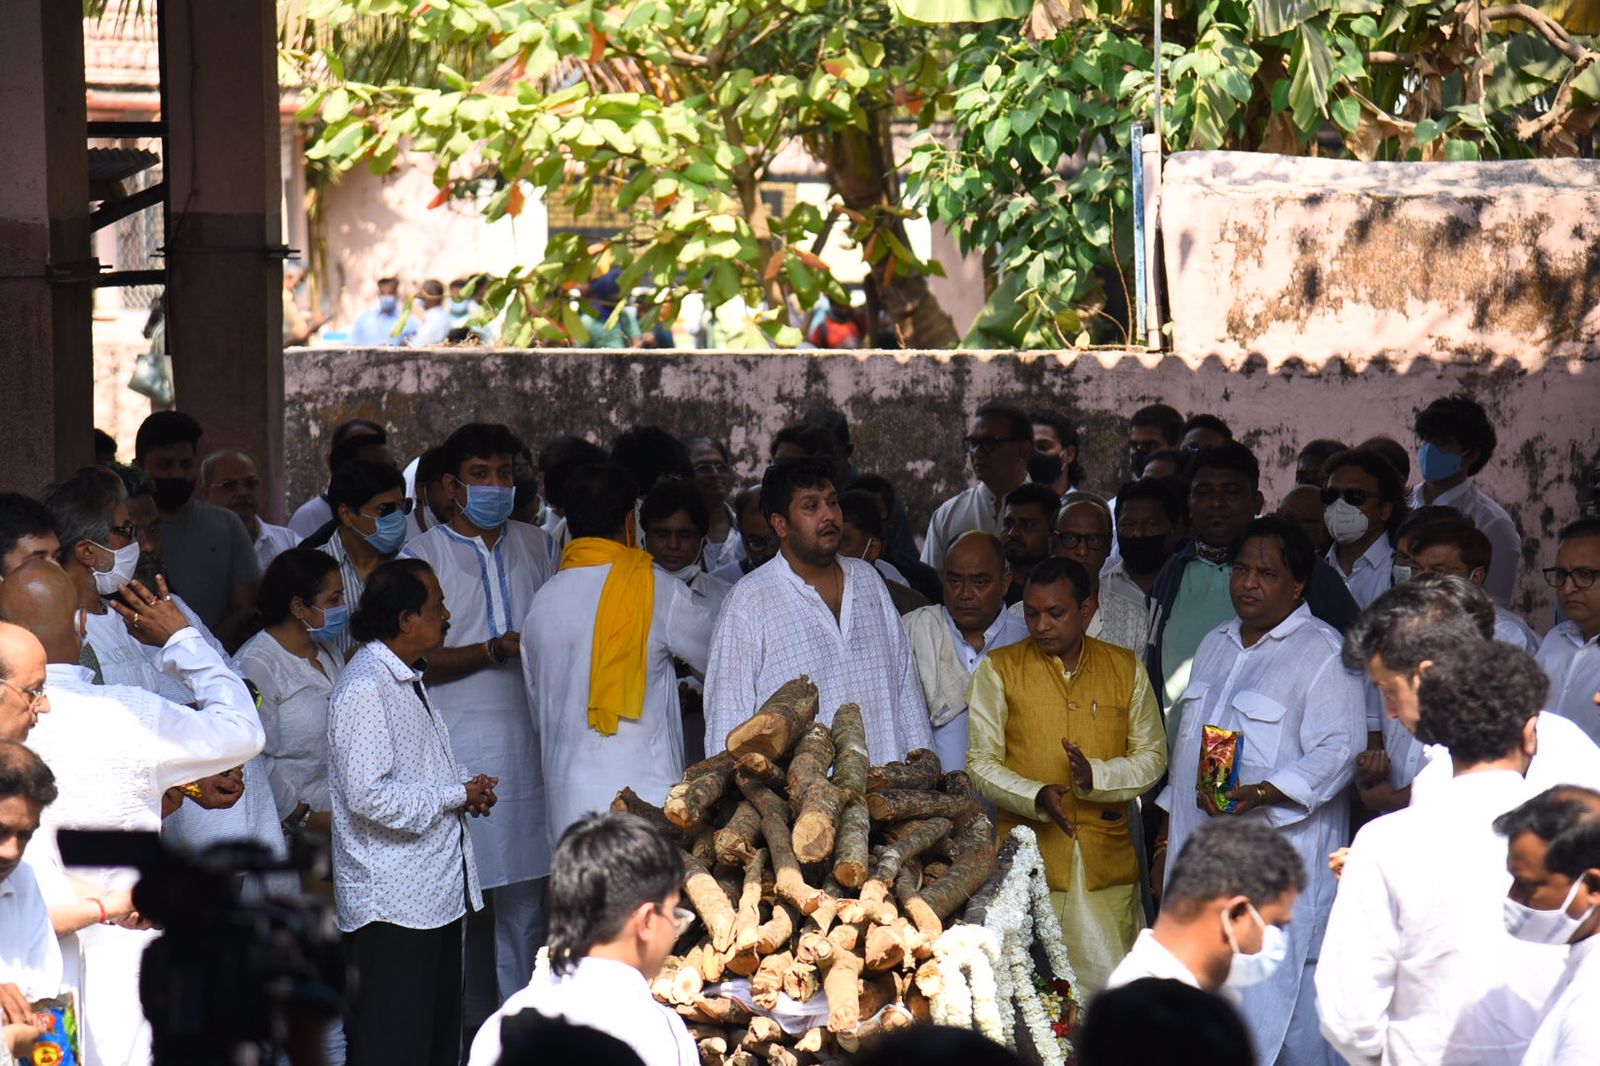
[1544,567,1599,590]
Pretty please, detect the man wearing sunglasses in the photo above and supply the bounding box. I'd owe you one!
[922,403,1033,571]
[1321,448,1408,611]
[1536,518,1600,742]
[467,811,698,1066]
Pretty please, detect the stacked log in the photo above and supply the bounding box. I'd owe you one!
[619,676,999,1064]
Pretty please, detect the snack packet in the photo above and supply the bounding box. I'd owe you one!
[31,993,79,1065]
[1200,726,1244,813]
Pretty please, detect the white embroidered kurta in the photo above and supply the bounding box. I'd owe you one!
[1156,604,1365,1064]
[403,521,554,887]
[921,483,1002,570]
[1407,480,1521,606]
[903,604,1028,771]
[1535,621,1600,742]
[238,629,342,817]
[703,554,933,763]
[1316,770,1564,1066]
[523,562,714,853]
[1520,935,1600,1066]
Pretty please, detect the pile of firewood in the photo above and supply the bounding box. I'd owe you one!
[611,676,999,1065]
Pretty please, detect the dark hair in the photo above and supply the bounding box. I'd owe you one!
[1181,413,1233,441]
[330,419,387,453]
[1324,448,1409,542]
[850,1026,1023,1066]
[539,437,609,510]
[439,422,524,481]
[1024,556,1093,605]
[769,423,835,461]
[759,458,835,524]
[1130,403,1184,447]
[420,278,445,298]
[1163,821,1306,916]
[1495,787,1600,880]
[1342,578,1491,671]
[1003,482,1061,519]
[257,548,340,627]
[611,427,692,499]
[375,276,399,289]
[328,459,405,516]
[1415,394,1496,475]
[0,495,58,564]
[0,741,57,808]
[327,435,388,481]
[1191,442,1260,490]
[107,461,154,501]
[348,558,434,644]
[1115,477,1185,527]
[1231,515,1315,585]
[1031,410,1084,487]
[973,402,1030,442]
[1395,504,1464,545]
[1358,436,1411,484]
[838,489,885,542]
[801,406,851,451]
[1410,517,1492,573]
[564,464,640,540]
[1560,516,1600,542]
[639,478,710,537]
[1296,438,1348,483]
[683,436,731,465]
[134,410,203,462]
[39,467,125,558]
[545,811,684,976]
[1416,640,1548,762]
[1141,448,1194,483]
[1078,979,1254,1066]
[1409,571,1496,638]
[495,1011,645,1066]
[848,474,897,518]
[415,445,452,490]
[93,428,118,463]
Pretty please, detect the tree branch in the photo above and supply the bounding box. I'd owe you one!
[1481,4,1582,60]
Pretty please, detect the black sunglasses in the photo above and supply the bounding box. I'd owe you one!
[1320,487,1377,507]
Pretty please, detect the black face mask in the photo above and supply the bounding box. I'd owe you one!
[151,477,195,511]
[513,475,540,514]
[1118,533,1170,575]
[1027,453,1063,486]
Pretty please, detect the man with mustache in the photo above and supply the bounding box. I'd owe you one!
[704,458,932,763]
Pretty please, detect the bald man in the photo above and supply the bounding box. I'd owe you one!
[0,559,263,1066]
[903,531,1031,771]
[198,449,299,571]
[0,622,48,742]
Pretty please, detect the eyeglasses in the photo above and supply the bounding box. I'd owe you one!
[693,461,731,476]
[1320,487,1377,507]
[964,435,1027,453]
[0,678,46,712]
[1055,532,1111,551]
[107,522,138,542]
[743,534,772,553]
[1543,567,1599,590]
[359,499,415,519]
[208,477,262,494]
[666,905,696,937]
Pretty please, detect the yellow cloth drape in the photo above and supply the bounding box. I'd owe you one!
[560,536,655,736]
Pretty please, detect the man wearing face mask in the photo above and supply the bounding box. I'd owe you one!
[1101,479,1181,655]
[303,459,412,659]
[348,275,415,347]
[1495,785,1600,1066]
[401,422,555,1013]
[1322,449,1408,611]
[1108,820,1303,996]
[1317,641,1567,1066]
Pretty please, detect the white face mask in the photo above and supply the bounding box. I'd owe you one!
[1324,499,1370,545]
[1503,878,1595,946]
[1222,904,1289,989]
[90,540,141,595]
[1391,563,1413,584]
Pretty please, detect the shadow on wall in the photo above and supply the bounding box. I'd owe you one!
[284,347,1599,622]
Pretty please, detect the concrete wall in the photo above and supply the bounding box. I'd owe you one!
[284,345,1598,623]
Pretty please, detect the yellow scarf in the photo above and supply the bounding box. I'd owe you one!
[559,536,656,736]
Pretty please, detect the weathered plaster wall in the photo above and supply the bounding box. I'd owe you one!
[285,346,1597,622]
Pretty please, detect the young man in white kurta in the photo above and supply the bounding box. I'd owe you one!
[1158,602,1365,1066]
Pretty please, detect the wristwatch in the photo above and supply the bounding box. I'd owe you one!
[283,801,312,832]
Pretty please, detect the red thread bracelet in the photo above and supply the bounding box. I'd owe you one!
[90,897,107,923]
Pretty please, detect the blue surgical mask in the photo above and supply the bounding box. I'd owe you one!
[378,294,399,314]
[1222,905,1289,990]
[307,602,349,643]
[364,510,408,555]
[1418,441,1464,483]
[460,483,516,531]
[450,299,472,316]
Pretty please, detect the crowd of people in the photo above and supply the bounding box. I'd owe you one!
[0,392,1596,1066]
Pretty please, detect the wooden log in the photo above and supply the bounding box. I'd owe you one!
[959,831,1022,927]
[735,752,787,791]
[741,1017,784,1050]
[736,772,824,914]
[794,1028,828,1054]
[832,796,871,888]
[701,944,729,982]
[865,789,974,823]
[835,1005,912,1053]
[666,752,737,830]
[727,1051,758,1066]
[726,677,820,761]
[916,815,1000,920]
[820,943,866,1033]
[827,920,863,954]
[726,849,768,976]
[751,950,795,1010]
[681,850,739,952]
[847,817,951,925]
[751,901,796,955]
[765,1045,808,1066]
[896,879,944,944]
[864,919,923,972]
[867,748,943,793]
[906,990,932,1023]
[792,778,844,864]
[714,801,763,867]
[673,947,707,1003]
[678,997,752,1026]
[611,787,684,840]
[786,725,836,812]
[795,930,834,967]
[690,827,718,870]
[784,960,821,1003]
[857,975,899,1023]
[698,1034,731,1066]
[651,954,685,1003]
[830,704,870,797]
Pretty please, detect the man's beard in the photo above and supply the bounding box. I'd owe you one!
[788,531,839,569]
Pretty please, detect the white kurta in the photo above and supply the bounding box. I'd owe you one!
[1156,604,1365,1064]
[703,554,933,763]
[403,521,554,887]
[1316,770,1564,1066]
[0,861,61,1001]
[1406,480,1521,606]
[237,629,342,817]
[523,562,713,852]
[903,604,1028,772]
[1521,935,1600,1066]
[84,607,169,693]
[1535,621,1600,742]
[921,483,1002,570]
[1409,710,1600,807]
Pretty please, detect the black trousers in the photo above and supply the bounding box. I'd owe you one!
[344,917,465,1066]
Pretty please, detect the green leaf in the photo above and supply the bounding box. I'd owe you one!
[860,39,885,68]
[1330,95,1360,132]
[1288,19,1337,128]
[1348,14,1379,36]
[323,87,352,123]
[1027,130,1059,166]
[1443,138,1480,160]
[1413,117,1445,144]
[1216,66,1254,104]
[1255,0,1329,38]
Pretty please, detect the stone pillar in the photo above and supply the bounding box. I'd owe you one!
[0,0,96,487]
[162,0,287,518]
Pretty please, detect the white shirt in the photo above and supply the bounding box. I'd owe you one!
[1156,604,1366,1063]
[1104,929,1202,990]
[661,562,734,617]
[161,756,297,898]
[1409,711,1600,807]
[523,562,714,853]
[249,521,299,573]
[403,521,554,887]
[84,606,171,693]
[1521,935,1600,1066]
[1494,606,1540,654]
[905,605,1028,727]
[409,303,453,345]
[328,641,482,932]
[288,494,333,539]
[0,862,61,1000]
[1407,480,1521,606]
[1535,622,1600,742]
[709,556,759,586]
[920,483,1002,570]
[703,554,933,763]
[467,956,698,1066]
[237,630,342,817]
[1316,770,1564,1066]
[1326,536,1395,610]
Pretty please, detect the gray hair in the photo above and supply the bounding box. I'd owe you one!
[39,467,126,557]
[200,448,256,487]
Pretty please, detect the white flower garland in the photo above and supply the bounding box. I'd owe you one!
[927,923,1005,1042]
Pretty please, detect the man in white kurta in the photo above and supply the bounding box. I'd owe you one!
[920,405,1031,571]
[1158,601,1365,1066]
